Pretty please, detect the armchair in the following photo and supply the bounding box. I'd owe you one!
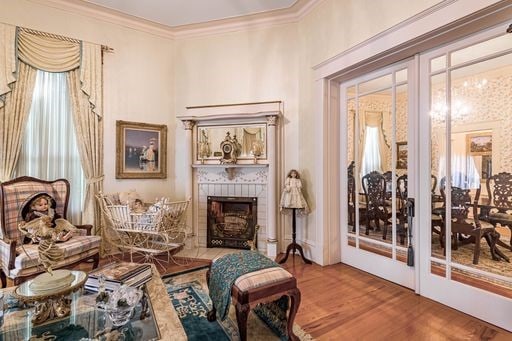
[0,176,101,287]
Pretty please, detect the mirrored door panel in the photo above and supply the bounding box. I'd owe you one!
[345,63,411,263]
[428,30,512,297]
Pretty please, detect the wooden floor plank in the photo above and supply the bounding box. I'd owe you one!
[280,255,511,340]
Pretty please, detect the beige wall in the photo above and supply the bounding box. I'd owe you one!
[1,0,443,262]
[0,0,177,203]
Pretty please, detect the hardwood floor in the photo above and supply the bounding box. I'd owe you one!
[5,253,511,340]
[280,254,511,340]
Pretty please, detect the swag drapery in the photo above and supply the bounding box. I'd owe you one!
[0,24,104,231]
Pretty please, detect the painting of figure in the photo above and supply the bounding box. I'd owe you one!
[116,121,167,179]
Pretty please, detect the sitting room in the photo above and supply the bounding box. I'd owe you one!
[1,0,512,340]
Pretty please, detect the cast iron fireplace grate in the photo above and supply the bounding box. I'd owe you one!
[207,196,257,249]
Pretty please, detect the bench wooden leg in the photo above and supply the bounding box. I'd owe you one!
[287,288,301,341]
[235,302,250,341]
[207,307,217,322]
[0,269,6,288]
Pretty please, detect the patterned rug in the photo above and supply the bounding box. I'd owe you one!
[162,267,313,341]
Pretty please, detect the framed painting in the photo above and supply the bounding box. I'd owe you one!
[396,142,407,169]
[116,120,167,179]
[466,132,492,156]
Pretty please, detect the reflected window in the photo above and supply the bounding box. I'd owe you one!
[362,126,382,176]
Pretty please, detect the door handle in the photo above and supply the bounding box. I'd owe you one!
[407,198,415,267]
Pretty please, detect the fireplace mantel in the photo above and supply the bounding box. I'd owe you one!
[178,102,282,257]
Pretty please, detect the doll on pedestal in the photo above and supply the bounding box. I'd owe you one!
[278,169,312,264]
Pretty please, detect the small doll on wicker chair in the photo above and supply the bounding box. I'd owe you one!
[19,193,76,243]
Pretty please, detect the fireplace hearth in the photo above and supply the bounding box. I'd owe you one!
[207,196,257,249]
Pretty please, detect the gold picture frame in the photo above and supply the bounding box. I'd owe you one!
[466,132,492,156]
[396,142,407,169]
[116,120,167,179]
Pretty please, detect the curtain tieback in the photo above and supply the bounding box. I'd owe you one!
[86,175,104,185]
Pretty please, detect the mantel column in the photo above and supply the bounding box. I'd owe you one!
[266,115,278,258]
[182,120,195,243]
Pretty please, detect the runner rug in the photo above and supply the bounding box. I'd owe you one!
[163,267,314,341]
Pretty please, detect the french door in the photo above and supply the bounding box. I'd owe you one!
[340,59,417,290]
[418,23,512,331]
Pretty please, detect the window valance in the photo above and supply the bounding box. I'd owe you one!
[17,29,80,73]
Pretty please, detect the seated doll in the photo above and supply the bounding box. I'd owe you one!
[19,193,76,243]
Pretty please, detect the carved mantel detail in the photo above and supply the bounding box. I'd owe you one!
[182,120,195,130]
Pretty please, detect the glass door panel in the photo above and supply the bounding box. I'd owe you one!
[421,24,512,331]
[342,59,415,289]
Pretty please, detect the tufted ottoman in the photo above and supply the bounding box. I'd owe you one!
[206,252,301,341]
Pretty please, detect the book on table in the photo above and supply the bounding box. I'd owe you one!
[85,262,152,292]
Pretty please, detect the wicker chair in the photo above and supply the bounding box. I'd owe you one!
[0,176,100,287]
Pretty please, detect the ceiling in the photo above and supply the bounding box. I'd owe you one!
[82,0,298,27]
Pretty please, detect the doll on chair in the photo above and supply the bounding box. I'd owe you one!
[19,193,76,243]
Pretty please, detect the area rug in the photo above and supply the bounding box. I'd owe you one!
[162,267,314,341]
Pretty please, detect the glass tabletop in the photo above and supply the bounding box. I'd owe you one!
[0,285,160,341]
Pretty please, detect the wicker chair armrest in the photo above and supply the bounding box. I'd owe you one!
[74,224,93,235]
[0,238,17,270]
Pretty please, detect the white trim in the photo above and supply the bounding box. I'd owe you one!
[30,0,325,39]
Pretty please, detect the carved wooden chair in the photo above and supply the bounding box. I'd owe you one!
[361,171,391,239]
[441,185,507,264]
[396,174,408,245]
[0,176,101,287]
[479,172,512,251]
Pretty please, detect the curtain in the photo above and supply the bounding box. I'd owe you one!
[15,70,85,223]
[0,23,16,104]
[68,42,103,233]
[361,127,382,175]
[17,29,80,72]
[359,111,389,177]
[0,62,37,182]
[1,28,104,232]
[242,128,261,155]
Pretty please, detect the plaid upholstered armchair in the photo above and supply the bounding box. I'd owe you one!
[0,176,101,287]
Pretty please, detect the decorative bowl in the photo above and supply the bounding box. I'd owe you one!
[103,285,143,326]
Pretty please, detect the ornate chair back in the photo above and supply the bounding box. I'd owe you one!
[362,171,387,219]
[486,172,512,212]
[0,176,69,243]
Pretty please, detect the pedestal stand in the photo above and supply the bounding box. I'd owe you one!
[278,208,312,264]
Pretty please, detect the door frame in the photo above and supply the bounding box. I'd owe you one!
[339,58,417,290]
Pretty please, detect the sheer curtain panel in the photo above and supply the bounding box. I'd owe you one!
[15,71,85,224]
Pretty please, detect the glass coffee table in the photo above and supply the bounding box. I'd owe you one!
[0,266,186,341]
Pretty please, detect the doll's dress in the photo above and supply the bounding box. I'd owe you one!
[280,177,309,212]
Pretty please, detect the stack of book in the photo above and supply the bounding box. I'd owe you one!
[85,262,152,292]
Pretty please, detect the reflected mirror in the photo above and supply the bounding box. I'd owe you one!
[197,124,267,161]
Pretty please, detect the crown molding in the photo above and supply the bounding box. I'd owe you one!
[172,0,326,39]
[29,0,325,40]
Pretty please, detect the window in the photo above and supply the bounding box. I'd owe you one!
[15,70,85,223]
[361,126,381,176]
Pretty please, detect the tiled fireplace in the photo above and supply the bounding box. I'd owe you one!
[178,102,282,257]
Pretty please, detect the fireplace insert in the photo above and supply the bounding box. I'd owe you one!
[207,196,257,249]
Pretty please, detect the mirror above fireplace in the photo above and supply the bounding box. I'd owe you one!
[197,124,267,162]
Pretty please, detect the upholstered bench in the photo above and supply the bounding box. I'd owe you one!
[206,251,301,341]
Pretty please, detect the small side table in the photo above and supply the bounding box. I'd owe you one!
[278,208,312,264]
